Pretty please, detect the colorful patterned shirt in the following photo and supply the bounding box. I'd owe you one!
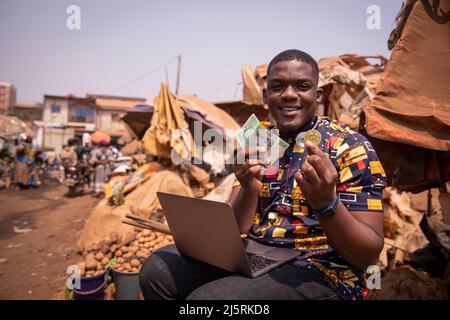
[233,115,387,300]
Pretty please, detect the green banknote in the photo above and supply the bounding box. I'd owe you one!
[236,114,260,147]
[236,114,289,166]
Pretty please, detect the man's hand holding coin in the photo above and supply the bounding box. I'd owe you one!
[295,139,338,212]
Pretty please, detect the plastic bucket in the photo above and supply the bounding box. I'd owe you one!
[111,268,141,300]
[73,271,107,300]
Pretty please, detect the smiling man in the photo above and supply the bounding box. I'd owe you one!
[140,49,387,300]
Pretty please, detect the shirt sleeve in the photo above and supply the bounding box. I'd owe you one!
[334,133,387,212]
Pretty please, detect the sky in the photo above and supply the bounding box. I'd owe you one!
[0,0,404,104]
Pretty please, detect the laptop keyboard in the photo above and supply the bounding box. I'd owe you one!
[246,252,277,273]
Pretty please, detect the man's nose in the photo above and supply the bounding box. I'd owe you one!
[281,85,298,100]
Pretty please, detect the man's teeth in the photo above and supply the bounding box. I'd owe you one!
[283,107,298,111]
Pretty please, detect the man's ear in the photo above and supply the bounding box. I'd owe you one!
[316,87,323,104]
[262,88,268,104]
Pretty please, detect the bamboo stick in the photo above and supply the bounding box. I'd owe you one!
[123,213,171,235]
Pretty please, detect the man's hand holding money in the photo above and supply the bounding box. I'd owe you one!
[232,147,267,196]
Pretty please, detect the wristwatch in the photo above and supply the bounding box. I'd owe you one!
[313,196,339,219]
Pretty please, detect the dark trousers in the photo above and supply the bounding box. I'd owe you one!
[139,244,340,300]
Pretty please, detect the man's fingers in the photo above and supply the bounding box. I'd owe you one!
[239,164,263,182]
[301,160,321,186]
[306,154,329,179]
[248,165,263,180]
[295,171,312,190]
[305,141,326,157]
[234,161,263,177]
[309,155,338,184]
[305,141,335,181]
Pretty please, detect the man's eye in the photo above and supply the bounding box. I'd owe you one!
[270,84,282,90]
[296,84,311,91]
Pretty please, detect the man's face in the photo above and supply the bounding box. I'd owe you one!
[264,59,322,133]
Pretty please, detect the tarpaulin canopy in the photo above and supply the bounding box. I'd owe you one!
[362,0,450,151]
[142,83,194,160]
[360,0,450,192]
[122,93,240,142]
[131,104,154,112]
[177,95,240,138]
[241,64,268,106]
[318,54,386,128]
[121,104,154,139]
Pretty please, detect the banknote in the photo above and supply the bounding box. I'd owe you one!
[236,114,260,147]
[236,114,289,167]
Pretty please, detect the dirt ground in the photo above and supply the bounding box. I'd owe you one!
[0,182,99,299]
[0,180,447,300]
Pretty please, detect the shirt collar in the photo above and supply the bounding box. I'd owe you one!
[278,114,319,144]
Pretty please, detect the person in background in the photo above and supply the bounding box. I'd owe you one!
[41,149,62,182]
[0,140,13,189]
[60,143,78,168]
[25,139,41,188]
[79,141,93,192]
[13,143,31,189]
[0,158,11,189]
[89,142,114,197]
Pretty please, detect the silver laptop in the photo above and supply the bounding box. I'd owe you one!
[157,192,300,278]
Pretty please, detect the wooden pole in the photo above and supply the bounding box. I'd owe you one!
[123,213,171,235]
[122,219,171,235]
[175,55,181,95]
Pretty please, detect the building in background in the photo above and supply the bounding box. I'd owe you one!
[0,82,17,114]
[9,103,43,124]
[34,93,144,153]
[87,94,146,136]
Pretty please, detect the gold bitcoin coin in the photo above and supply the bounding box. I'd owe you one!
[304,129,321,146]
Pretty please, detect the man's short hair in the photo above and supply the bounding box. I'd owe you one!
[267,49,319,84]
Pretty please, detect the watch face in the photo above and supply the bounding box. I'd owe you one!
[319,207,336,218]
[316,197,339,218]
